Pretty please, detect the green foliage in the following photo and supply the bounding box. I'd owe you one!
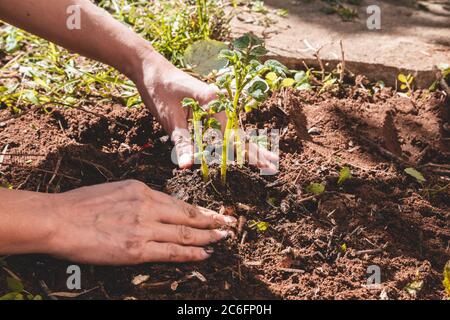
[183,39,228,76]
[404,279,424,298]
[248,220,270,232]
[0,1,230,114]
[337,166,352,185]
[321,0,359,21]
[0,277,42,300]
[306,182,326,195]
[444,261,450,298]
[182,97,221,181]
[404,167,426,184]
[398,73,414,96]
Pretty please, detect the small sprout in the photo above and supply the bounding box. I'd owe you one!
[306,182,326,195]
[248,220,270,232]
[398,73,414,96]
[251,1,269,14]
[404,167,426,184]
[404,279,424,298]
[276,9,289,18]
[340,243,348,253]
[337,166,352,185]
[443,261,450,298]
[281,78,296,88]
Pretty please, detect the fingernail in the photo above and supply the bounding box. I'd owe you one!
[178,153,192,168]
[204,247,214,257]
[224,216,237,226]
[218,230,231,240]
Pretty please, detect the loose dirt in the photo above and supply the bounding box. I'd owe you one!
[0,83,449,300]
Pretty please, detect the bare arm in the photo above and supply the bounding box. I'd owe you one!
[0,189,55,255]
[0,0,154,80]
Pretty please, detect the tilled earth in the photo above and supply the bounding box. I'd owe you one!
[0,83,449,300]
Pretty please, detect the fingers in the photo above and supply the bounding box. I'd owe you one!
[143,242,211,263]
[149,223,230,246]
[247,142,279,174]
[171,128,194,169]
[156,196,237,229]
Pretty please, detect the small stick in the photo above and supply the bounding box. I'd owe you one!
[279,267,305,274]
[240,230,248,246]
[339,40,346,83]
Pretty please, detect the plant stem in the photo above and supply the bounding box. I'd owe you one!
[221,115,233,184]
[193,119,208,181]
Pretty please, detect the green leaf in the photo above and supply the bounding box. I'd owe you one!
[281,78,295,88]
[255,221,269,232]
[233,34,251,50]
[0,292,22,300]
[265,72,278,82]
[404,168,426,183]
[296,83,312,91]
[250,46,268,57]
[404,279,423,297]
[249,220,270,232]
[246,78,269,101]
[337,167,352,185]
[443,261,450,297]
[398,73,407,83]
[206,118,221,130]
[306,183,326,195]
[294,71,306,82]
[181,97,197,108]
[264,60,288,76]
[183,39,228,76]
[7,277,24,292]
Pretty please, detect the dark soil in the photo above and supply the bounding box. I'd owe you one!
[0,84,449,300]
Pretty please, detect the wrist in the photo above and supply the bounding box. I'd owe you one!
[0,190,58,255]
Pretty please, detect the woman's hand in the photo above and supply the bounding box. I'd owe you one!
[44,180,236,265]
[132,52,279,173]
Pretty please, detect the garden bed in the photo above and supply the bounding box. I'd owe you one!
[1,83,448,299]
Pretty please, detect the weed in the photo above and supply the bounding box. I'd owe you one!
[0,277,42,300]
[306,182,326,195]
[337,166,352,185]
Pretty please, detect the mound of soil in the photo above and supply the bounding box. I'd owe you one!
[0,85,449,300]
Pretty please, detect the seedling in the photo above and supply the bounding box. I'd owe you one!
[306,182,326,195]
[214,33,293,183]
[398,73,414,96]
[248,220,270,232]
[181,98,220,181]
[337,166,352,185]
[183,33,292,183]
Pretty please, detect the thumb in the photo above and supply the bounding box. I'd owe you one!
[171,127,194,169]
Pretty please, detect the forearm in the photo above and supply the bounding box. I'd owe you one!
[0,0,161,80]
[0,189,56,255]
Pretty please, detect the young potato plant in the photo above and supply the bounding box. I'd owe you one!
[212,33,293,183]
[182,33,309,183]
[182,98,221,182]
